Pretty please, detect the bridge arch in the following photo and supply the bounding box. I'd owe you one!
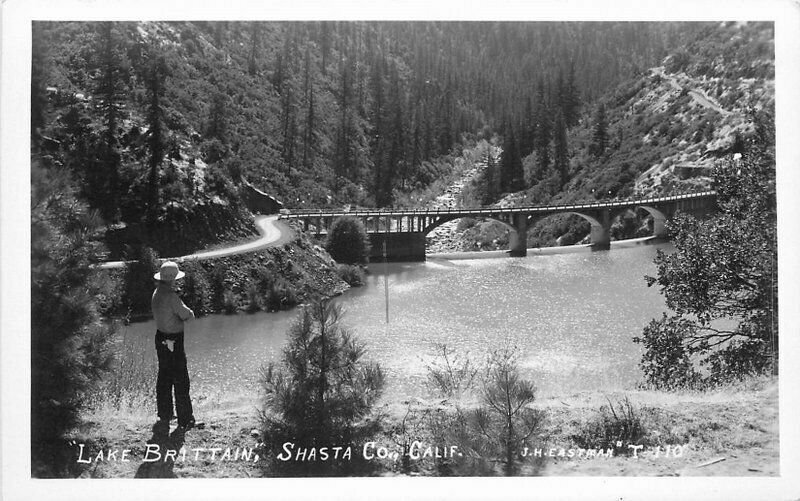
[636,205,668,238]
[421,214,516,236]
[524,210,621,249]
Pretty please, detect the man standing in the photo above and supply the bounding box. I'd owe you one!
[152,261,197,430]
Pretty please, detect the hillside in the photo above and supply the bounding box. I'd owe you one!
[32,21,713,255]
[455,21,774,250]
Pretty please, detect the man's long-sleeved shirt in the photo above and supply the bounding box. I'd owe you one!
[152,285,195,333]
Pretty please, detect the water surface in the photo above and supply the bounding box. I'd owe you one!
[119,241,672,400]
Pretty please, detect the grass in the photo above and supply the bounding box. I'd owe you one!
[74,361,778,478]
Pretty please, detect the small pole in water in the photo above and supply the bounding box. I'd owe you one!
[383,237,389,324]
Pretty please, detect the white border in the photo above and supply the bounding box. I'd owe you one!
[2,0,799,500]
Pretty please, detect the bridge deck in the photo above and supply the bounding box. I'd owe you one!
[278,191,716,219]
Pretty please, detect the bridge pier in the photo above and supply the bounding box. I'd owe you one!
[589,209,611,250]
[368,232,427,262]
[508,213,528,257]
[652,214,667,238]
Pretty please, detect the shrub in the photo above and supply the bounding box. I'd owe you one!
[472,347,544,476]
[208,263,228,311]
[252,264,276,293]
[246,282,263,313]
[325,216,370,265]
[265,277,297,311]
[222,290,239,314]
[572,397,649,456]
[179,260,211,316]
[259,299,385,476]
[633,314,702,390]
[336,264,365,287]
[88,330,153,411]
[425,343,478,399]
[455,217,477,231]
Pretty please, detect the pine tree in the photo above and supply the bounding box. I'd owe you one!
[142,45,169,222]
[500,125,524,193]
[31,160,118,476]
[561,62,581,128]
[591,103,608,157]
[520,95,535,158]
[482,149,499,205]
[248,21,261,76]
[383,61,405,207]
[260,299,385,475]
[92,21,128,223]
[368,53,387,205]
[553,108,569,188]
[532,83,552,178]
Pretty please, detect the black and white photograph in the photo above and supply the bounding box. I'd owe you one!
[2,0,800,499]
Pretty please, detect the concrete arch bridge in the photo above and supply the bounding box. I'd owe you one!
[279,191,717,261]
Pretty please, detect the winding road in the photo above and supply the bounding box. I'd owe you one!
[653,66,728,115]
[95,215,295,270]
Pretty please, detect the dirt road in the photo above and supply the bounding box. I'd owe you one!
[96,215,294,270]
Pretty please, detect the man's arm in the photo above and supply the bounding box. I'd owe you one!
[172,294,195,322]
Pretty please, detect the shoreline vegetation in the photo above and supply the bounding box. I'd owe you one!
[76,368,778,478]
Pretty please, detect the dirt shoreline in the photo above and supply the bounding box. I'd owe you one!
[72,376,777,478]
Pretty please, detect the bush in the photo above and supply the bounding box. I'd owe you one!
[208,263,228,311]
[429,346,544,476]
[259,299,385,476]
[325,216,370,265]
[425,343,478,399]
[246,282,263,312]
[251,264,276,293]
[336,264,365,287]
[633,314,702,390]
[572,397,649,456]
[179,260,211,316]
[222,290,239,314]
[472,347,544,476]
[265,277,297,311]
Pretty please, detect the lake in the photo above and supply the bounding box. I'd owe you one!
[118,240,672,401]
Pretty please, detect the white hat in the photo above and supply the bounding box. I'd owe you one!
[154,261,185,281]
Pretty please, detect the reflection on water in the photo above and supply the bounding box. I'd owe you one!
[119,241,672,401]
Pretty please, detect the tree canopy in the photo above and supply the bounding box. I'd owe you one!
[634,111,777,387]
[325,216,371,265]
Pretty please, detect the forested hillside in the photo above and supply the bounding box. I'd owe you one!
[31,21,772,254]
[459,21,773,248]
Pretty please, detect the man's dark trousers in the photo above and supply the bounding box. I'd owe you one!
[155,330,194,426]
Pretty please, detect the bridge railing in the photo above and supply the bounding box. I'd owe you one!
[278,190,716,219]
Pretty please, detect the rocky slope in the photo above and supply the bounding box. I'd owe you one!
[424,143,500,253]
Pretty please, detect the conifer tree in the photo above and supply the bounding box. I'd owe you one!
[553,109,569,188]
[142,45,169,222]
[248,21,261,76]
[500,125,524,193]
[591,103,608,157]
[92,21,129,222]
[561,62,581,128]
[31,160,118,476]
[260,300,385,475]
[532,83,552,177]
